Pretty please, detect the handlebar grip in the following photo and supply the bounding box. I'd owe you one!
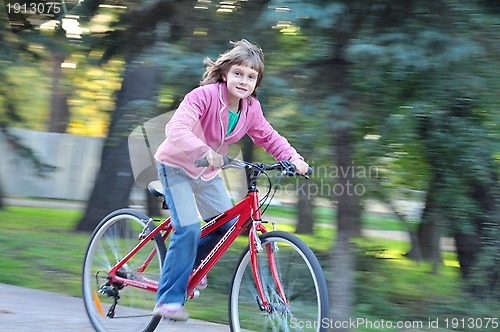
[195,156,232,168]
[195,159,209,167]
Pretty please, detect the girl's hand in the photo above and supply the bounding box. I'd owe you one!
[293,159,309,175]
[206,150,224,169]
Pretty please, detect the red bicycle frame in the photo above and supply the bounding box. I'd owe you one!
[106,182,289,312]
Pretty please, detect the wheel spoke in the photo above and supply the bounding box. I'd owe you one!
[229,231,329,332]
[82,210,166,332]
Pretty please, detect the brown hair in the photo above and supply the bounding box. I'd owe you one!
[200,39,265,96]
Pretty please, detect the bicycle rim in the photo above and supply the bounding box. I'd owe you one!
[229,231,329,332]
[82,209,166,332]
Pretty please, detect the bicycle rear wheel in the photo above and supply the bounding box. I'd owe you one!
[229,230,329,331]
[82,209,167,332]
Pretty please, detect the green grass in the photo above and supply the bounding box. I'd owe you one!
[0,206,88,296]
[348,236,499,331]
[1,204,498,330]
[361,212,406,231]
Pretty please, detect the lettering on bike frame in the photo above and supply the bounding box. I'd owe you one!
[122,279,150,289]
[196,223,237,272]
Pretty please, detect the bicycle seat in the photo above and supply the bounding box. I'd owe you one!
[148,180,164,197]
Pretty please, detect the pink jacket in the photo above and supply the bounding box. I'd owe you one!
[154,82,303,180]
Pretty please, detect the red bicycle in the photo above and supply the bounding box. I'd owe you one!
[82,158,329,332]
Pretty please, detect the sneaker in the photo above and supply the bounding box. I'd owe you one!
[152,303,189,321]
[197,276,208,290]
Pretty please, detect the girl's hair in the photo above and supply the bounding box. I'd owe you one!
[200,39,265,96]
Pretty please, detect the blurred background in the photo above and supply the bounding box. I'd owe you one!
[1,0,499,330]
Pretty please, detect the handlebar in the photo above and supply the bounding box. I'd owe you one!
[194,157,312,177]
[195,157,311,212]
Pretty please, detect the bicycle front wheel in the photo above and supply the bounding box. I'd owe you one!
[82,209,167,332]
[229,231,329,331]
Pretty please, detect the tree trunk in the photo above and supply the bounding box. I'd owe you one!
[416,216,443,273]
[408,174,443,269]
[454,232,480,280]
[330,126,359,331]
[76,60,159,232]
[335,127,362,238]
[295,182,314,234]
[48,52,70,133]
[458,174,500,296]
[330,231,355,331]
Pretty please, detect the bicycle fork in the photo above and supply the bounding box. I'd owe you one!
[250,222,289,314]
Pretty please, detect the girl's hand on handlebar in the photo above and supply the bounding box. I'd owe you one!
[206,150,224,169]
[293,159,309,175]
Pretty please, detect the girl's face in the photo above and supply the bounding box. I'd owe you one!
[225,64,259,105]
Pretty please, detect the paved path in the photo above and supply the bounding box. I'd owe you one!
[0,283,229,332]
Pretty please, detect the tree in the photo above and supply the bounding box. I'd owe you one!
[263,1,366,326]
[415,98,499,295]
[76,60,159,231]
[347,0,500,295]
[264,0,500,322]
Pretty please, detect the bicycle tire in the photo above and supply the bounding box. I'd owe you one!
[82,209,167,332]
[228,230,329,331]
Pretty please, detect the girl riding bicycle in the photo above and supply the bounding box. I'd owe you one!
[153,39,309,320]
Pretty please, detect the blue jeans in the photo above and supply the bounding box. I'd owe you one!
[155,163,234,305]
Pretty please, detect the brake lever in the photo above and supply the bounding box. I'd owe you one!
[279,160,296,176]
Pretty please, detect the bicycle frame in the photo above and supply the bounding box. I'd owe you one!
[105,168,289,313]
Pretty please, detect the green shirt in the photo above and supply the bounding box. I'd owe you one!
[226,109,240,136]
